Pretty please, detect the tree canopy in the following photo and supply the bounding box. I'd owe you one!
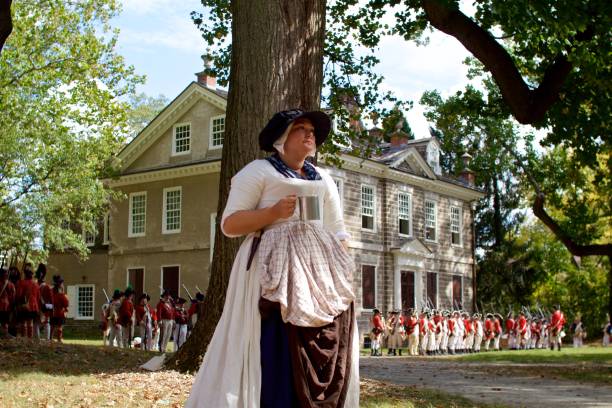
[0,0,141,259]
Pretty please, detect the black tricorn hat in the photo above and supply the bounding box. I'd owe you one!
[259,109,331,152]
[112,289,123,299]
[139,293,150,301]
[195,292,205,301]
[176,297,187,305]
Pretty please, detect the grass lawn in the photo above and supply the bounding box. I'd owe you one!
[453,344,612,365]
[0,338,497,408]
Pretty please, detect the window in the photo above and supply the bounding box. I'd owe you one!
[332,178,344,210]
[83,228,96,247]
[398,193,412,236]
[76,285,94,320]
[451,206,462,246]
[162,265,180,300]
[128,192,146,237]
[452,275,463,310]
[210,115,225,148]
[361,265,376,310]
[103,213,110,245]
[424,199,437,242]
[172,123,191,155]
[163,187,182,234]
[210,213,216,263]
[361,185,375,230]
[427,272,438,309]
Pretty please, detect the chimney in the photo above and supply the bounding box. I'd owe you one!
[195,54,216,89]
[390,131,409,146]
[460,152,475,186]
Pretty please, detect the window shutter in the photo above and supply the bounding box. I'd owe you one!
[66,285,77,318]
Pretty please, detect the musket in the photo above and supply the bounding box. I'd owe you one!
[182,284,194,301]
[102,288,110,303]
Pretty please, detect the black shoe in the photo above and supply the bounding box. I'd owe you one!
[398,349,402,356]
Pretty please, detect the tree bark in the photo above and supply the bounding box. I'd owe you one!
[166,0,326,373]
[421,0,588,125]
[0,0,12,55]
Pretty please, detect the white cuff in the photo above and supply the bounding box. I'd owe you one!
[336,231,351,241]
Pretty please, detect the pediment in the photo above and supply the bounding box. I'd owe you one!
[388,148,436,179]
[391,237,433,257]
[117,82,227,172]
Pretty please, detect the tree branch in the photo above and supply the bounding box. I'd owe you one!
[421,0,591,125]
[500,139,612,258]
[0,0,12,55]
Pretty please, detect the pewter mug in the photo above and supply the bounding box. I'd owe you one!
[298,195,320,221]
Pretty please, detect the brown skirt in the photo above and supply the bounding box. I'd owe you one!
[259,298,354,408]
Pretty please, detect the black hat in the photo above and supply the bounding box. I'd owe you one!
[112,289,123,300]
[124,287,134,297]
[176,297,187,305]
[259,109,331,152]
[195,292,205,301]
[52,274,64,286]
[139,293,150,301]
[372,308,380,314]
[161,289,171,298]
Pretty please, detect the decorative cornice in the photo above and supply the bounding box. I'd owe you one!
[324,154,484,202]
[108,161,221,187]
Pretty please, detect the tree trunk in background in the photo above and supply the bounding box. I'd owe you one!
[167,0,326,373]
[0,0,12,55]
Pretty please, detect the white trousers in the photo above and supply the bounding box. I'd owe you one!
[173,324,188,351]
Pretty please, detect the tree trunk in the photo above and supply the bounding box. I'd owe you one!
[0,0,12,55]
[166,0,326,373]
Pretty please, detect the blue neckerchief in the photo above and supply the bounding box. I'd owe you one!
[265,153,321,181]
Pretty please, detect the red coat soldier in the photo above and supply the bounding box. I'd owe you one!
[0,268,16,337]
[15,264,40,338]
[550,305,566,350]
[119,287,135,348]
[50,275,69,342]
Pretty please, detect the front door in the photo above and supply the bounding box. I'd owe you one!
[162,266,180,300]
[127,268,144,301]
[400,270,415,311]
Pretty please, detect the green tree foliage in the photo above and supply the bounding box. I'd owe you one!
[380,105,415,142]
[126,93,169,139]
[0,0,142,259]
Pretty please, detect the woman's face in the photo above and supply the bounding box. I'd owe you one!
[283,118,315,158]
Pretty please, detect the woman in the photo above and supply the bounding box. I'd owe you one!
[50,275,69,342]
[186,109,359,407]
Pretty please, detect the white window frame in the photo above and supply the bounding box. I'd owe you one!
[210,212,216,263]
[74,284,95,320]
[450,206,463,247]
[160,264,181,297]
[332,177,344,211]
[361,184,376,232]
[162,186,182,234]
[361,264,377,312]
[209,114,226,149]
[398,192,412,237]
[128,191,147,238]
[424,199,438,243]
[172,122,191,156]
[103,213,110,245]
[83,228,96,247]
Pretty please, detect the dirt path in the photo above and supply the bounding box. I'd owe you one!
[360,356,612,407]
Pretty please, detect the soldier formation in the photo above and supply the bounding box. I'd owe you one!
[369,304,570,355]
[101,286,206,352]
[0,263,70,342]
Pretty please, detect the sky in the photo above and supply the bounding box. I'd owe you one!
[113,0,472,139]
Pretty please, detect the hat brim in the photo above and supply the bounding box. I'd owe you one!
[260,110,331,152]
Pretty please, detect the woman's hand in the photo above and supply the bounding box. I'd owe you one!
[269,195,297,220]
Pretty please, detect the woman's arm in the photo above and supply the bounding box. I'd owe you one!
[222,195,297,236]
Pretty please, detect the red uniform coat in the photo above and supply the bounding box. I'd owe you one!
[419,318,427,335]
[39,283,53,317]
[405,316,417,335]
[52,292,69,318]
[551,310,565,334]
[506,318,515,334]
[0,279,16,312]
[16,278,40,313]
[464,319,472,335]
[484,319,494,339]
[157,300,174,320]
[118,299,134,326]
[448,319,455,334]
[135,304,153,325]
[494,318,502,334]
[517,316,527,335]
